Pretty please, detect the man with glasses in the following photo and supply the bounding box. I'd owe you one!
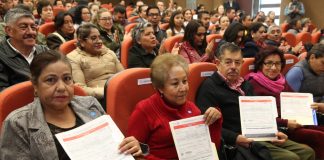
[0,8,48,91]
[146,6,166,44]
[196,43,315,160]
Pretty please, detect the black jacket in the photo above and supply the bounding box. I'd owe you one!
[128,44,158,68]
[0,40,48,91]
[195,72,254,145]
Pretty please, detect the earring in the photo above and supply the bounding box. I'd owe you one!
[34,91,38,97]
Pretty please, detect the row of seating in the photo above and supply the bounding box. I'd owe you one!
[0,55,300,133]
[282,31,320,47]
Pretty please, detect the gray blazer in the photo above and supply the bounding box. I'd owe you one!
[0,96,106,160]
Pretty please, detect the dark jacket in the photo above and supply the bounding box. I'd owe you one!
[242,40,259,58]
[128,44,158,68]
[0,40,48,91]
[46,30,74,50]
[195,72,254,145]
[98,26,123,53]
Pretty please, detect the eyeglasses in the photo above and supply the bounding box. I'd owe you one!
[263,61,282,68]
[99,17,112,22]
[85,35,102,43]
[147,13,159,17]
[222,59,243,66]
[82,12,91,15]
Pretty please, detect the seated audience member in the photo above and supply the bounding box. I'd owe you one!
[89,3,99,20]
[311,103,324,113]
[239,14,252,28]
[287,18,302,35]
[215,15,229,35]
[156,0,164,14]
[166,10,184,38]
[267,11,276,25]
[209,10,220,26]
[129,0,143,17]
[93,8,123,56]
[67,24,124,101]
[242,22,267,58]
[146,6,166,44]
[73,5,91,29]
[64,0,72,10]
[225,7,236,23]
[286,43,324,102]
[198,11,210,33]
[216,4,225,16]
[245,46,324,159]
[265,25,304,55]
[135,4,148,23]
[128,22,158,68]
[0,8,48,92]
[284,0,305,21]
[161,9,172,23]
[216,22,245,53]
[53,0,64,8]
[264,16,274,27]
[35,0,54,25]
[196,42,315,160]
[178,20,214,64]
[183,9,192,26]
[127,54,222,159]
[223,0,240,11]
[46,11,75,50]
[0,0,15,21]
[0,50,143,159]
[113,5,127,34]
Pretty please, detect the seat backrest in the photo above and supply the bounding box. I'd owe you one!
[53,7,66,17]
[206,34,223,43]
[120,36,133,68]
[296,32,312,45]
[240,57,255,77]
[282,32,296,47]
[125,23,138,34]
[311,32,321,44]
[188,63,217,103]
[281,23,289,33]
[128,16,139,23]
[105,68,155,135]
[38,22,56,37]
[101,4,112,10]
[159,23,169,30]
[282,54,298,75]
[0,81,87,130]
[59,39,77,55]
[163,35,184,52]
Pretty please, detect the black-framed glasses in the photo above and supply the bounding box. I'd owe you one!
[147,13,159,17]
[263,61,282,68]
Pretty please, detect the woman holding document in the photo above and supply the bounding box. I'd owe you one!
[0,50,143,159]
[245,46,324,159]
[127,54,222,159]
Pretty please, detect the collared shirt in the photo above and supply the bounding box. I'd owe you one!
[7,39,36,64]
[217,71,245,95]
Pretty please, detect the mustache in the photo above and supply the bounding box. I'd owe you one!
[23,34,36,39]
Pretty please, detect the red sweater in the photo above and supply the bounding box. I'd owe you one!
[127,93,222,159]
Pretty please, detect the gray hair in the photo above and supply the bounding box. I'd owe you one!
[217,42,242,59]
[131,22,153,44]
[4,8,35,26]
[267,25,280,34]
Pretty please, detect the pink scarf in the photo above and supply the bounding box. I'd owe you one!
[245,71,286,94]
[218,71,245,96]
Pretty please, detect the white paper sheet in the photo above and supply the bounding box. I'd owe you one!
[280,92,317,125]
[55,115,134,160]
[169,115,219,160]
[239,96,278,141]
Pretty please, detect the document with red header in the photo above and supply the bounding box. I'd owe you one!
[169,115,219,160]
[280,92,317,125]
[239,96,278,141]
[55,115,134,160]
